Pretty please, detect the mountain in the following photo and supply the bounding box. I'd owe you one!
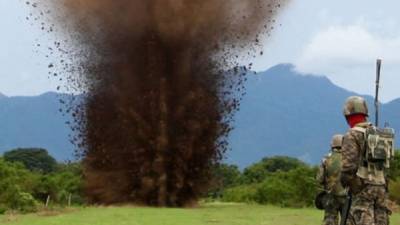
[226,64,399,167]
[0,93,74,160]
[0,64,398,167]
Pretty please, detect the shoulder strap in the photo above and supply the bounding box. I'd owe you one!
[350,126,368,168]
[351,127,367,134]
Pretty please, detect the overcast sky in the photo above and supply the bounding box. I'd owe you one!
[1,0,399,102]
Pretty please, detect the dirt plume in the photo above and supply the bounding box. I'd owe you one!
[38,0,288,206]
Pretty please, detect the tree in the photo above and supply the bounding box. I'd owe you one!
[3,148,57,173]
[0,158,39,213]
[242,156,307,184]
[388,150,400,181]
[31,162,83,205]
[208,163,241,198]
[214,164,241,188]
[388,150,400,204]
[221,164,319,207]
[51,162,83,205]
[261,156,308,173]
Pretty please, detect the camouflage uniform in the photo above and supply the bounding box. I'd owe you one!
[341,96,392,225]
[322,197,346,225]
[317,134,346,225]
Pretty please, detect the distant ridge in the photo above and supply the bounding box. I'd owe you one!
[0,92,74,160]
[227,64,400,167]
[0,64,398,168]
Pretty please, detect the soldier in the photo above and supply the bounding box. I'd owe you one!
[316,134,347,225]
[340,96,394,225]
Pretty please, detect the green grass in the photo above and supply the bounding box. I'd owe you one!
[1,203,399,225]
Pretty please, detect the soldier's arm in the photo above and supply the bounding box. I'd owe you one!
[340,131,360,186]
[316,161,325,185]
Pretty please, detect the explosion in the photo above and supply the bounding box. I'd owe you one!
[29,0,287,206]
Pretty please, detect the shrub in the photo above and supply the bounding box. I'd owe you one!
[0,158,40,212]
[221,184,259,203]
[388,150,400,181]
[11,192,39,213]
[0,157,84,211]
[208,164,242,199]
[242,156,308,184]
[31,163,83,205]
[389,180,400,205]
[256,175,295,207]
[1,183,39,213]
[284,166,318,207]
[222,165,318,208]
[0,206,6,214]
[255,166,317,207]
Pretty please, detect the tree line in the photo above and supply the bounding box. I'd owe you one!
[208,153,400,207]
[0,148,399,213]
[207,156,318,207]
[0,148,82,213]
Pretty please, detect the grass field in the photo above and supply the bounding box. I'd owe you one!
[1,203,399,225]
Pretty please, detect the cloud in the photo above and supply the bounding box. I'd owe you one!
[293,24,400,102]
[296,25,400,72]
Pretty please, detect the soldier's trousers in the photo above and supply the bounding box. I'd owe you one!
[322,196,346,225]
[323,207,340,225]
[348,185,391,225]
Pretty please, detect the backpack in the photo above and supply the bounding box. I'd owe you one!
[318,150,346,196]
[352,125,396,185]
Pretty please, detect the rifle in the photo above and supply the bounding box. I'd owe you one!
[375,59,381,127]
[340,191,352,225]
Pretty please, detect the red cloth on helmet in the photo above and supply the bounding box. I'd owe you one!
[346,114,367,128]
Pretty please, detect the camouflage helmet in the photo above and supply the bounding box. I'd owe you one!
[343,96,368,117]
[331,134,343,149]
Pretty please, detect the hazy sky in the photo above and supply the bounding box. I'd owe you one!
[1,0,399,102]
